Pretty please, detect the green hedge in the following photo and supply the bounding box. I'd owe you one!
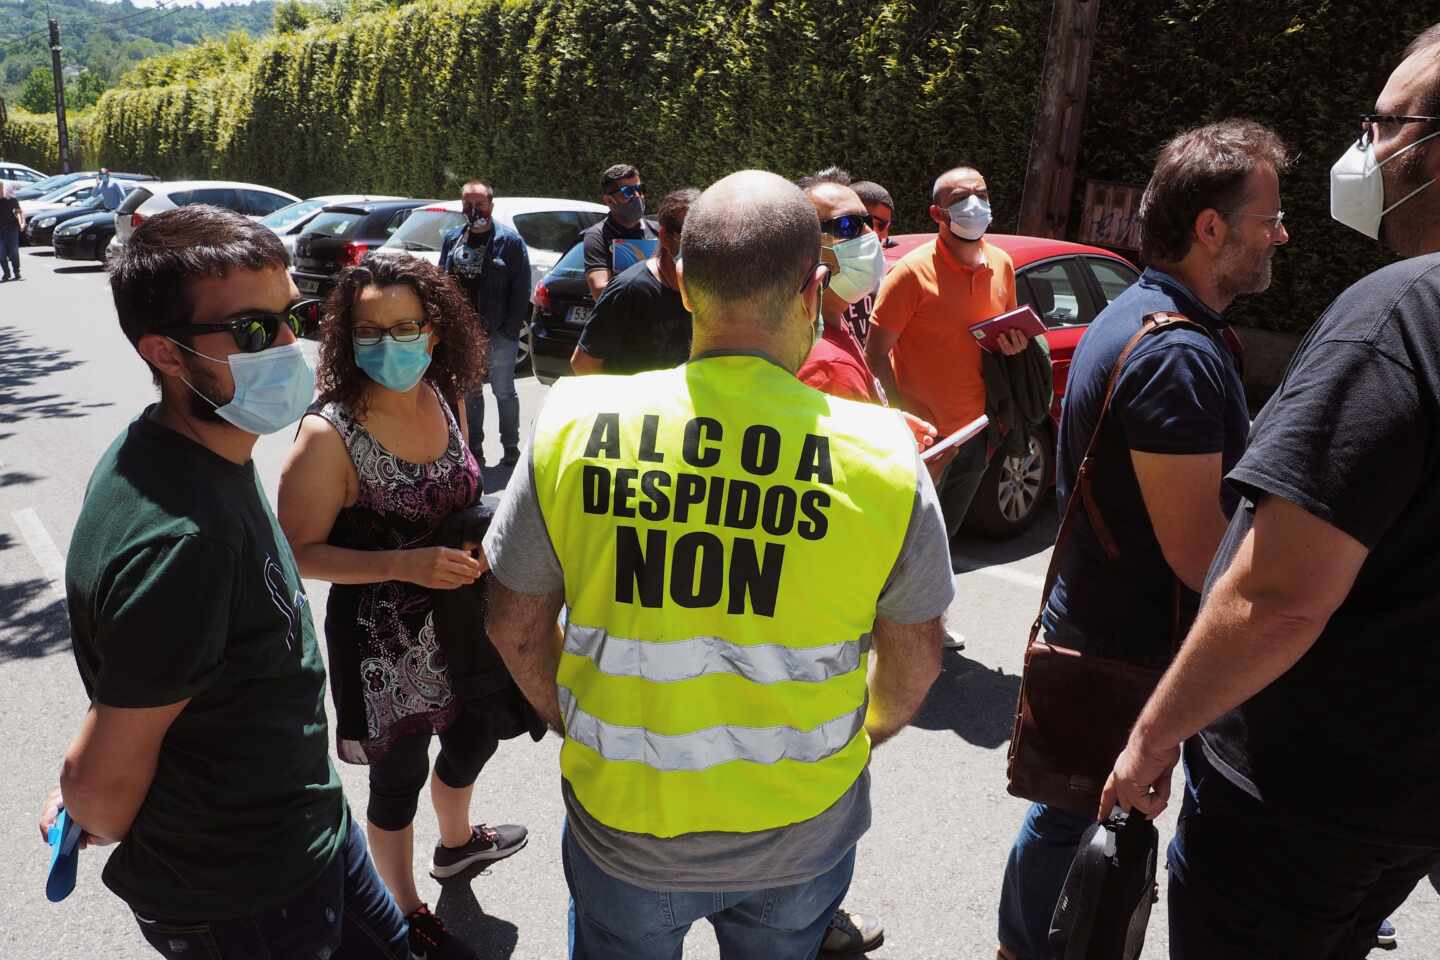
[84,0,1437,333]
[0,108,91,172]
[89,0,1049,235]
[1080,2,1440,333]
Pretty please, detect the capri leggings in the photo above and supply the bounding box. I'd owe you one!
[366,707,499,831]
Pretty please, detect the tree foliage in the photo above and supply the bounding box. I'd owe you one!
[35,0,1440,333]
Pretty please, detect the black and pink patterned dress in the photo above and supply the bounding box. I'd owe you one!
[312,382,481,764]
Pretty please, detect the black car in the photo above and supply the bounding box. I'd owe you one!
[528,240,595,384]
[53,210,118,262]
[291,200,430,298]
[23,194,113,246]
[13,170,155,202]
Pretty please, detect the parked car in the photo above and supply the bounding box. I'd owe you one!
[373,197,608,289]
[291,199,431,298]
[0,161,46,190]
[260,194,402,261]
[52,209,118,262]
[14,170,154,203]
[23,190,136,246]
[529,231,1141,537]
[112,180,301,254]
[20,177,139,217]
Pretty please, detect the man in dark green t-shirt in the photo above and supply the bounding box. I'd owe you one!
[38,207,416,959]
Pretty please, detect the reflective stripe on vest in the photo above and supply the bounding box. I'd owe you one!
[532,355,916,837]
[558,686,867,771]
[564,622,865,684]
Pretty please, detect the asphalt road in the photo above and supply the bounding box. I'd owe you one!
[0,247,1433,959]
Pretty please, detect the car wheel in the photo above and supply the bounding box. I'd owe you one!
[963,427,1052,539]
[514,319,533,376]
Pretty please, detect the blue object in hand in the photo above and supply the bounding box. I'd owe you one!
[46,807,82,902]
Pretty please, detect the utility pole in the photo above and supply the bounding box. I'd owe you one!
[1017,0,1100,239]
[48,18,72,174]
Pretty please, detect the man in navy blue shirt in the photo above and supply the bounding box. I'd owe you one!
[995,119,1290,960]
[440,180,532,467]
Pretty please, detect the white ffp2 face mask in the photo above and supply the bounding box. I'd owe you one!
[1330,129,1440,240]
[827,231,886,304]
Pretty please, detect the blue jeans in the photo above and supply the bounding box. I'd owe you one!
[997,801,1094,959]
[466,331,520,456]
[0,226,19,277]
[996,606,1097,959]
[134,812,411,959]
[562,822,854,960]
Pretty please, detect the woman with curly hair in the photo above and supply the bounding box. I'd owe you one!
[278,254,527,959]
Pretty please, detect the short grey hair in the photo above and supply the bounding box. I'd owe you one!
[681,171,819,330]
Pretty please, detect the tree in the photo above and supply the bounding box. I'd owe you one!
[273,0,312,34]
[17,66,52,113]
[68,71,109,111]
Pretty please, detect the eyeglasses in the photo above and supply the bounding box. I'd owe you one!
[607,183,646,200]
[1359,114,1440,148]
[871,216,892,232]
[1222,209,1286,232]
[159,299,322,353]
[352,319,430,346]
[819,212,872,241]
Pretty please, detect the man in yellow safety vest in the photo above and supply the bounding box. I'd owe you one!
[484,170,953,959]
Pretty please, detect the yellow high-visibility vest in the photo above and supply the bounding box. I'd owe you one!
[532,354,916,837]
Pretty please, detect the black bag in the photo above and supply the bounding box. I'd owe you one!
[1048,811,1160,960]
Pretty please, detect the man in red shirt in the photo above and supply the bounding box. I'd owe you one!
[795,176,886,403]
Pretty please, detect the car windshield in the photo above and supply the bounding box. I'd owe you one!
[30,173,77,192]
[380,209,466,252]
[260,199,324,232]
[302,210,364,237]
[38,183,86,203]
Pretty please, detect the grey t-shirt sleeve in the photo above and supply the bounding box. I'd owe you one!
[482,447,565,595]
[876,451,955,623]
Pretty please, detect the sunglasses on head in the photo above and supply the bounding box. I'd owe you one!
[608,183,646,200]
[820,212,872,241]
[159,299,323,353]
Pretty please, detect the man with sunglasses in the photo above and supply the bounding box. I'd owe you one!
[1104,25,1440,960]
[844,179,897,344]
[571,187,698,375]
[582,163,659,300]
[38,206,415,959]
[484,170,950,959]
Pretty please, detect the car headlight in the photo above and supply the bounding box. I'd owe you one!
[37,217,56,228]
[55,223,83,237]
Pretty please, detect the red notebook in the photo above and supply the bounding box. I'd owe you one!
[969,305,1046,353]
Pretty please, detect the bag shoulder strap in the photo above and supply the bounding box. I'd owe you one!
[1031,311,1218,641]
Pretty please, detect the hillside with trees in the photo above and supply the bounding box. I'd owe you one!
[0,0,275,109]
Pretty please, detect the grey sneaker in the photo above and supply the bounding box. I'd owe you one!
[430,823,528,879]
[821,907,884,954]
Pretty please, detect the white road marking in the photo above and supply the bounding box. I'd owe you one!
[11,508,65,601]
[951,556,1045,591]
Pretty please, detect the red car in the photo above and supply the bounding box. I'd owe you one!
[880,233,1140,538]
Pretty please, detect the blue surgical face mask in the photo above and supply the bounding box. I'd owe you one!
[172,340,316,435]
[354,334,433,393]
[947,195,992,241]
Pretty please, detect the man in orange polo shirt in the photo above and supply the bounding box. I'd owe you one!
[866,165,1029,545]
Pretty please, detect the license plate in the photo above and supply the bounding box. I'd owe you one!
[567,305,591,326]
[296,278,319,293]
